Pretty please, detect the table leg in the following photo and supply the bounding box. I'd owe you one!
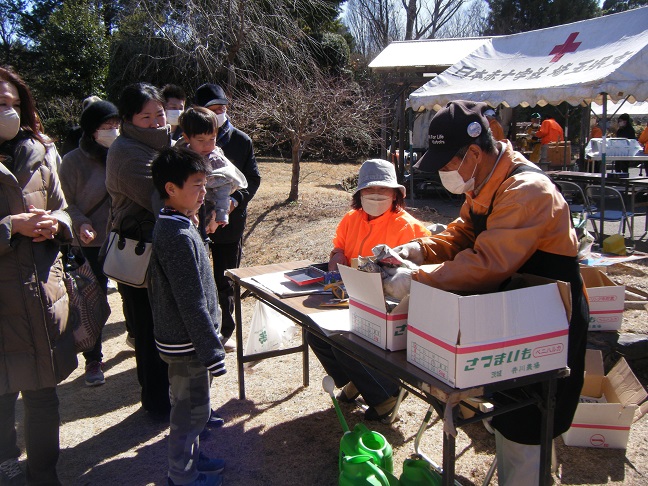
[302,329,309,388]
[234,281,246,400]
[442,424,456,486]
[539,377,557,486]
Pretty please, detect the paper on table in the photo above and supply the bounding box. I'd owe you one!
[247,271,331,298]
[309,309,350,334]
[580,251,648,267]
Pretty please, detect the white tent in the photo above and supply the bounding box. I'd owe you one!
[592,100,648,117]
[408,7,648,112]
[368,37,491,73]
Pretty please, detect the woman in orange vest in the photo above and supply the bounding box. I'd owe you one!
[310,159,431,422]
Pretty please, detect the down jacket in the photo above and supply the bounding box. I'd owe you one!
[0,135,76,395]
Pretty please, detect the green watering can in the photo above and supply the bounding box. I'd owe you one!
[339,455,400,486]
[399,458,442,486]
[339,423,394,474]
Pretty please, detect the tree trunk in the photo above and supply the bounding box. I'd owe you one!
[288,143,301,201]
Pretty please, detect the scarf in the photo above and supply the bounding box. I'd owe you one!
[217,119,232,148]
[121,122,171,151]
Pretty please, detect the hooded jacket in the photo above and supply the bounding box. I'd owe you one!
[0,135,76,394]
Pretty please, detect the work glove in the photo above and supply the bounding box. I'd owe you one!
[391,241,425,266]
[382,266,413,301]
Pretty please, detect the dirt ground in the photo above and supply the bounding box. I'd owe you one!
[17,158,648,485]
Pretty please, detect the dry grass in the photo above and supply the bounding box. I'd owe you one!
[17,158,648,485]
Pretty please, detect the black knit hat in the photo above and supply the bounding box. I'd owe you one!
[80,100,119,136]
[194,84,228,107]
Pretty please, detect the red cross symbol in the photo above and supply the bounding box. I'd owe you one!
[549,32,582,62]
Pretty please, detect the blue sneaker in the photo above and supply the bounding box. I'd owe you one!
[205,410,225,428]
[168,473,222,486]
[197,453,225,475]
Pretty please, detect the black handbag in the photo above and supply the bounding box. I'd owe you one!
[64,245,111,353]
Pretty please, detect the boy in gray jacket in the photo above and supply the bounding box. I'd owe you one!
[149,146,226,486]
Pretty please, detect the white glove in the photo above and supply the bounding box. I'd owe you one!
[382,266,412,301]
[392,242,425,266]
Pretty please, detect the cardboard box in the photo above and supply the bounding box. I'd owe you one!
[580,266,625,331]
[406,274,571,388]
[338,265,408,351]
[547,141,572,167]
[562,349,648,449]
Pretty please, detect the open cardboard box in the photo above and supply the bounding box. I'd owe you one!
[562,349,648,448]
[337,264,408,351]
[406,274,572,388]
[580,265,625,331]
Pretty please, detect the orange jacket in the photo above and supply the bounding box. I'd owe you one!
[333,208,431,264]
[488,118,505,141]
[590,126,603,139]
[639,126,648,154]
[535,118,564,145]
[412,141,578,293]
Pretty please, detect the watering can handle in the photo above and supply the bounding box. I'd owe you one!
[343,455,392,486]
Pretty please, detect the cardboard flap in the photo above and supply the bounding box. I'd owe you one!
[581,265,616,288]
[338,264,386,310]
[459,282,569,344]
[582,266,608,286]
[581,349,605,398]
[520,274,572,323]
[607,357,648,407]
[636,401,648,423]
[408,280,459,343]
[572,401,637,426]
[391,294,409,315]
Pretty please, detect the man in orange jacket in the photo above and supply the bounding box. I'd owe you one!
[386,101,589,485]
[534,115,563,164]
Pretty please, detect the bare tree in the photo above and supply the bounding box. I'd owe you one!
[110,0,335,93]
[345,0,402,58]
[345,0,467,56]
[437,0,488,38]
[233,74,382,202]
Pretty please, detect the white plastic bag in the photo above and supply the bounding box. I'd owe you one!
[245,301,299,358]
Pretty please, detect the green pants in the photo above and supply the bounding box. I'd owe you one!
[160,354,211,485]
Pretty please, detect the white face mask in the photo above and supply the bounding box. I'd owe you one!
[0,108,21,143]
[439,151,477,194]
[361,193,393,217]
[95,128,119,148]
[166,109,181,126]
[215,112,227,128]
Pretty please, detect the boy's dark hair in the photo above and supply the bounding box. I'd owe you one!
[152,146,208,200]
[179,106,218,137]
[161,84,186,102]
[118,83,164,121]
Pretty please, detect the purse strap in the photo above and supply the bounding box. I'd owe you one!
[85,193,110,219]
[118,215,154,243]
[65,225,89,270]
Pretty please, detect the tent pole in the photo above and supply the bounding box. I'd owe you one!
[408,107,415,201]
[563,106,569,170]
[599,94,608,247]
